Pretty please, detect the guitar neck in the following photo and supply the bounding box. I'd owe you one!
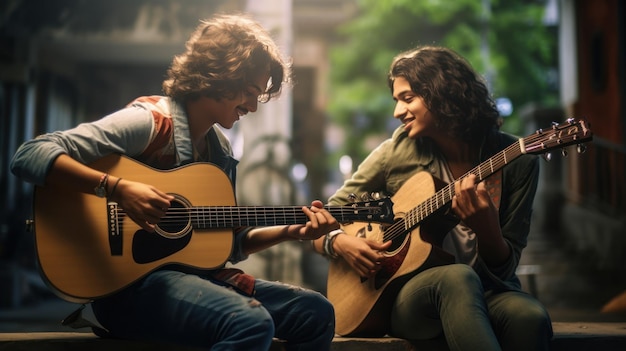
[185,205,381,228]
[405,141,524,227]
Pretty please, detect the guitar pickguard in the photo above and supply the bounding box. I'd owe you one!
[374,234,410,289]
[132,229,192,264]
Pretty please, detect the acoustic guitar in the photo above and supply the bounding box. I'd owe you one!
[327,118,593,336]
[33,154,394,302]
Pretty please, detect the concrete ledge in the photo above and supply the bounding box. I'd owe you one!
[1,323,626,351]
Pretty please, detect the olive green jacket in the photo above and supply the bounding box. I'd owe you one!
[329,126,540,292]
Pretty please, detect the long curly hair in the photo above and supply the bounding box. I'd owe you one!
[163,14,291,103]
[388,46,500,143]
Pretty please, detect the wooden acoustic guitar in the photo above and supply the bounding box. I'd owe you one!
[327,118,593,336]
[33,154,394,302]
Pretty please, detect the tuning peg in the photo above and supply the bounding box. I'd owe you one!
[360,193,372,201]
[551,121,559,128]
[347,193,357,203]
[576,144,587,154]
[542,152,552,162]
[561,148,568,157]
[370,192,382,200]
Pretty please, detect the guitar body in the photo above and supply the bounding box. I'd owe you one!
[34,155,235,302]
[328,171,455,336]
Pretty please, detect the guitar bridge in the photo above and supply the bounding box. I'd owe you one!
[107,201,123,255]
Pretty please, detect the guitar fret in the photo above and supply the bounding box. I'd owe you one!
[234,207,241,226]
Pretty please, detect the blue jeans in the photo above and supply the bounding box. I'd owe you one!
[390,264,553,351]
[92,269,335,350]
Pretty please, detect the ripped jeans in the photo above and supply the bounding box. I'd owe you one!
[91,269,335,351]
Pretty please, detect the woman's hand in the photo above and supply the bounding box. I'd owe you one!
[334,234,391,278]
[451,174,498,230]
[452,173,510,265]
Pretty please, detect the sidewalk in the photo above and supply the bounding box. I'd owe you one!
[2,295,626,351]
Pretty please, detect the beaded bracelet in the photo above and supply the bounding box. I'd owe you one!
[94,173,109,198]
[323,229,345,259]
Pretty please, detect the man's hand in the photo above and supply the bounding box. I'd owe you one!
[287,200,340,240]
[111,179,174,232]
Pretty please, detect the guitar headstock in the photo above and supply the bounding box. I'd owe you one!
[342,197,395,224]
[522,118,593,157]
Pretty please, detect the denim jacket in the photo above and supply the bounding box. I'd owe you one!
[10,96,249,263]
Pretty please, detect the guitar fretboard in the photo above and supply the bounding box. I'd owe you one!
[402,141,523,230]
[116,203,391,231]
[190,205,382,228]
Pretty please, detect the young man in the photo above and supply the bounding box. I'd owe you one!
[11,14,336,351]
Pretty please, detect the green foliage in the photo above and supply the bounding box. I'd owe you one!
[328,0,558,162]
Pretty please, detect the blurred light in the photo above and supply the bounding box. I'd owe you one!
[339,155,353,176]
[496,97,513,117]
[291,163,308,182]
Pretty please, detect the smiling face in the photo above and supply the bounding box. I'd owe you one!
[186,71,270,135]
[391,76,437,140]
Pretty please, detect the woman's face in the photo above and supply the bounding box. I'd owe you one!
[391,76,436,140]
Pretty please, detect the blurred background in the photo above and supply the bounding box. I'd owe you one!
[1,0,624,331]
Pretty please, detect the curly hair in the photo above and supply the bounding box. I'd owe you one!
[388,46,500,143]
[163,14,292,103]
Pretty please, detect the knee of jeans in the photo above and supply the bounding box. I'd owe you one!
[294,293,335,339]
[232,303,275,336]
[514,302,552,332]
[440,264,481,291]
[312,293,335,325]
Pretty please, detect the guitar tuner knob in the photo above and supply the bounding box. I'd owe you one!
[360,193,372,201]
[561,148,568,157]
[347,193,357,203]
[542,152,552,162]
[576,144,587,154]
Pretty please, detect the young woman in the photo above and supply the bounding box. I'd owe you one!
[316,46,553,351]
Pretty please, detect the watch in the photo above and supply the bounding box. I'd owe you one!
[94,173,109,198]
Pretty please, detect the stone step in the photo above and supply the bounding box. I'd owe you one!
[1,322,625,351]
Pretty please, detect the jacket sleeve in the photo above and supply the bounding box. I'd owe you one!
[10,106,154,185]
[480,153,539,286]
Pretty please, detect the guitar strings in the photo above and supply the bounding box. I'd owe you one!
[112,206,387,228]
[381,140,523,244]
[379,122,580,243]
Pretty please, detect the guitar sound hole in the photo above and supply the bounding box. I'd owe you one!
[155,194,192,239]
[388,234,406,252]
